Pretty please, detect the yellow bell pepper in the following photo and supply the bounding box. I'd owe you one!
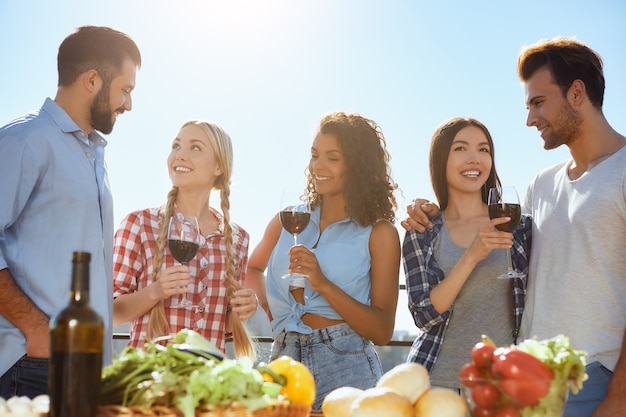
[259,356,316,406]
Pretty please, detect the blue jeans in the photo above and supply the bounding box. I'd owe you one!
[271,323,383,410]
[563,361,612,417]
[0,355,49,399]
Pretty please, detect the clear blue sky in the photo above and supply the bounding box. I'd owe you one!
[1,0,625,334]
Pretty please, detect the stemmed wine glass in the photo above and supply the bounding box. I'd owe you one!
[168,214,200,308]
[279,191,311,282]
[488,186,525,279]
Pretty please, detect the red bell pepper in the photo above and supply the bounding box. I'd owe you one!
[490,347,554,406]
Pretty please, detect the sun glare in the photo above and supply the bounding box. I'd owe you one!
[153,1,306,45]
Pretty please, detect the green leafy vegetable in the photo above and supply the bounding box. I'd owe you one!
[515,334,587,417]
[171,328,225,360]
[100,330,279,417]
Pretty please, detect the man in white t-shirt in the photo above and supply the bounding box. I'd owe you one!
[516,37,625,417]
[403,38,626,417]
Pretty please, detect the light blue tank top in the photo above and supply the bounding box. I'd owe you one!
[267,205,373,338]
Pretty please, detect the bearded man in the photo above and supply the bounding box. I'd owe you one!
[0,25,141,398]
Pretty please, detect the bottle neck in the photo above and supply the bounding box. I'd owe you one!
[71,261,90,304]
[71,290,90,304]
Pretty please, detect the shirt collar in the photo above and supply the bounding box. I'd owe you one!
[42,97,108,148]
[171,205,226,237]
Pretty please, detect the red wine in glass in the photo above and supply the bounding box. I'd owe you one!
[279,211,311,236]
[168,240,199,263]
[279,191,311,280]
[168,215,200,308]
[488,204,521,232]
[488,187,525,279]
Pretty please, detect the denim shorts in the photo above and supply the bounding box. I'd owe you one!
[270,323,382,410]
[563,361,613,417]
[0,355,49,399]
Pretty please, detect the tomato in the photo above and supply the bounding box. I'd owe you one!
[491,348,553,380]
[495,404,521,417]
[460,363,483,388]
[491,348,553,407]
[472,406,497,417]
[259,356,316,406]
[472,341,496,371]
[472,382,500,409]
[497,379,549,407]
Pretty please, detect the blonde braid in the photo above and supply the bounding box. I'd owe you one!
[178,119,255,358]
[221,185,256,359]
[147,186,178,340]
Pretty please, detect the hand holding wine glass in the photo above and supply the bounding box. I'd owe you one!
[168,214,200,308]
[279,191,311,283]
[488,186,525,279]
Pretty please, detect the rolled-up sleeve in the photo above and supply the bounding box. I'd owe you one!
[113,211,145,297]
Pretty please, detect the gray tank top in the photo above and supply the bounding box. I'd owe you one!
[430,221,515,389]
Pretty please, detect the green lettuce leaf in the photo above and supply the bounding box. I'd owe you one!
[516,334,587,417]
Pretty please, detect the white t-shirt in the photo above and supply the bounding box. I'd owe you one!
[520,146,626,371]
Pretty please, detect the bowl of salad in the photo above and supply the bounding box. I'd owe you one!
[459,335,587,417]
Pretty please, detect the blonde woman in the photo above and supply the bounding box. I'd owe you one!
[112,120,257,358]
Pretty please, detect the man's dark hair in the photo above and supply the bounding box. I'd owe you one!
[517,37,604,109]
[57,25,141,87]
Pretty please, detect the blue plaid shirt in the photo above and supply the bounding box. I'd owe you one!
[402,212,532,371]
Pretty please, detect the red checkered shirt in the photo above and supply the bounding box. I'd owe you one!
[113,206,249,352]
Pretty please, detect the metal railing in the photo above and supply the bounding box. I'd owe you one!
[112,333,413,347]
[113,284,414,348]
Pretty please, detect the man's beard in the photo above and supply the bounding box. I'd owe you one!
[90,85,119,134]
[543,101,583,150]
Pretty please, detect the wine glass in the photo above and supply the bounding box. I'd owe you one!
[279,191,311,282]
[168,214,200,308]
[488,186,525,279]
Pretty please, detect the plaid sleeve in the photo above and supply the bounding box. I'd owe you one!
[113,210,147,297]
[511,214,532,341]
[402,217,448,371]
[402,222,450,332]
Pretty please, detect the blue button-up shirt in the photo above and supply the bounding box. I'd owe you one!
[266,205,373,338]
[0,98,114,375]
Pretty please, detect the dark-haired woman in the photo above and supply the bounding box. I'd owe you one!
[247,111,401,409]
[403,117,531,390]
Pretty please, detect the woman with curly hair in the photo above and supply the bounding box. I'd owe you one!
[247,111,401,409]
[112,120,257,359]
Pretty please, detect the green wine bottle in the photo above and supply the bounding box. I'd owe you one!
[49,252,103,417]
